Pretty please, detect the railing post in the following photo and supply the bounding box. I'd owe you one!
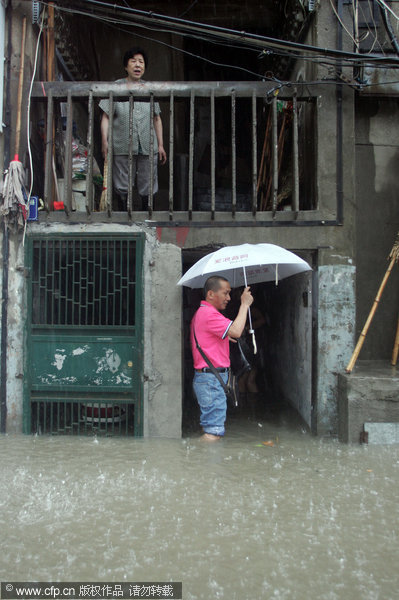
[231,90,237,217]
[188,90,195,220]
[251,90,257,216]
[107,92,114,216]
[292,95,299,214]
[272,96,278,217]
[64,91,73,215]
[168,91,174,220]
[43,90,53,212]
[148,93,154,218]
[128,94,134,217]
[211,89,215,219]
[87,91,94,214]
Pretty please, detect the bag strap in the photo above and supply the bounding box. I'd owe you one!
[193,328,230,393]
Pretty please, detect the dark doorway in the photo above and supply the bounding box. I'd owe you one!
[181,248,314,435]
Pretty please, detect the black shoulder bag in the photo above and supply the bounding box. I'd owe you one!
[193,329,239,407]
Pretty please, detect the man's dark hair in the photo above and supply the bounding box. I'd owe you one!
[204,276,229,298]
[123,47,148,68]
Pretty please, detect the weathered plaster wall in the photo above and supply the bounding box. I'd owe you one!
[1,222,182,437]
[144,240,182,437]
[262,269,313,429]
[317,262,356,435]
[0,229,25,432]
[338,362,399,443]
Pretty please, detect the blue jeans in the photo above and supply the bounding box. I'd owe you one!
[193,371,228,436]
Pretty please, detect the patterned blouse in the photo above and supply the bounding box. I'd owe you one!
[99,79,161,156]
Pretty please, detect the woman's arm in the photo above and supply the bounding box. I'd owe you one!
[153,114,167,164]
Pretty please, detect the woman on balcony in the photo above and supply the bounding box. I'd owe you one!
[99,46,167,211]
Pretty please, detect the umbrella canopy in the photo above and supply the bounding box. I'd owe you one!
[177,243,311,289]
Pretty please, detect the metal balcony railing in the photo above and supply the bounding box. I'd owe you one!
[31,80,317,225]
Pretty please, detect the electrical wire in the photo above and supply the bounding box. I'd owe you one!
[33,0,399,99]
[357,0,383,54]
[376,0,399,23]
[27,11,45,196]
[100,18,275,80]
[41,0,399,74]
[39,0,399,67]
[378,0,399,57]
[329,0,358,47]
[25,7,45,242]
[178,0,198,19]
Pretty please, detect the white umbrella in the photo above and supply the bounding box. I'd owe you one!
[177,243,312,353]
[177,243,311,288]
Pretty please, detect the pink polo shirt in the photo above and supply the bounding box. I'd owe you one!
[190,301,233,369]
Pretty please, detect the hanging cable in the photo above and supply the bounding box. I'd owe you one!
[329,0,357,46]
[378,0,399,57]
[376,0,399,23]
[38,0,399,67]
[24,6,45,242]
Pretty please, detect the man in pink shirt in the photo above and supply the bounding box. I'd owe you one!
[191,276,253,441]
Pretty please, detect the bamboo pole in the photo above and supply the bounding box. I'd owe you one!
[99,158,108,211]
[391,317,399,366]
[345,234,399,373]
[14,16,26,160]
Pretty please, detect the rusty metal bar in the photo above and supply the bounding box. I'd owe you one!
[272,96,278,216]
[168,91,174,220]
[127,94,134,216]
[251,90,257,216]
[231,91,237,217]
[43,90,53,212]
[211,89,215,218]
[107,92,114,216]
[188,90,195,219]
[64,91,73,215]
[292,95,299,213]
[86,91,94,214]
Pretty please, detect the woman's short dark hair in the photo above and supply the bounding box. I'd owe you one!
[123,47,148,68]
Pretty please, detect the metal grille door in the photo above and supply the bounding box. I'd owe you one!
[24,234,144,436]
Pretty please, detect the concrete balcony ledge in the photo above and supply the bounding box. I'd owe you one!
[338,361,399,443]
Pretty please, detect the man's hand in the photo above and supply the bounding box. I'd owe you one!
[241,286,254,307]
[228,287,254,339]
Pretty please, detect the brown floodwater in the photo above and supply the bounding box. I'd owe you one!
[1,411,398,600]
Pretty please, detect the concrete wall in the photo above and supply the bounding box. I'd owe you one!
[261,268,313,429]
[145,238,182,437]
[0,223,182,437]
[1,230,25,431]
[338,362,399,443]
[317,261,356,435]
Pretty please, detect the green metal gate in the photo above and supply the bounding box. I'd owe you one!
[23,233,144,436]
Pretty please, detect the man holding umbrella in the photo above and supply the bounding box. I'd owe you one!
[190,276,253,441]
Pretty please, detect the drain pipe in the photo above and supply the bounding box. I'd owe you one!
[1,4,13,433]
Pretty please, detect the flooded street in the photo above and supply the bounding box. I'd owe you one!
[1,412,399,600]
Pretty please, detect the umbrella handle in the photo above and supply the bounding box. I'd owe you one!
[243,266,254,330]
[250,329,257,355]
[243,266,257,354]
